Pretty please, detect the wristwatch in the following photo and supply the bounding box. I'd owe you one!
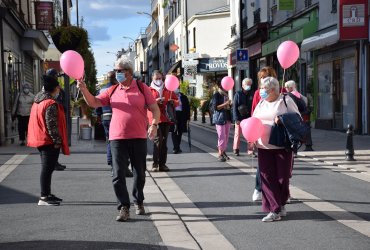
[151,124,159,129]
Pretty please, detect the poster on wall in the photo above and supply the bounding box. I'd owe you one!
[339,0,368,40]
[35,2,54,30]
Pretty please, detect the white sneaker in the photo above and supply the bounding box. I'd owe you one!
[286,197,291,204]
[252,189,261,201]
[262,212,281,222]
[280,206,287,217]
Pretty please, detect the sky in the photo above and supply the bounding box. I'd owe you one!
[70,0,151,77]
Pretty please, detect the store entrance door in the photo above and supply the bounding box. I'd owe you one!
[333,59,343,129]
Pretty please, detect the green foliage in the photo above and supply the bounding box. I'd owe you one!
[188,96,201,110]
[180,80,189,95]
[162,0,169,8]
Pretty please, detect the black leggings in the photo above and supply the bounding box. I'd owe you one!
[38,145,60,197]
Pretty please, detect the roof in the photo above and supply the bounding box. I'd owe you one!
[195,5,230,16]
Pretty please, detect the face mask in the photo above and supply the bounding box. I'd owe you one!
[259,89,269,100]
[23,88,30,94]
[243,85,251,91]
[54,91,60,100]
[116,72,126,83]
[154,79,163,87]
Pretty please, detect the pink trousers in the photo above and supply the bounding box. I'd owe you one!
[216,122,231,151]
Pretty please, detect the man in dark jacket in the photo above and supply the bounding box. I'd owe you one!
[171,89,190,154]
[232,78,254,156]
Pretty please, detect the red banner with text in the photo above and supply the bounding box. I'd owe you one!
[339,0,368,40]
[35,1,54,30]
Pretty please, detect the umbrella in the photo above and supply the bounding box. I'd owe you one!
[187,122,191,152]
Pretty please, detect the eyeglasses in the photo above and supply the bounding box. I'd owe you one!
[114,68,130,73]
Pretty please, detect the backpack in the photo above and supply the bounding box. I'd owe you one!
[287,92,307,114]
[107,80,147,107]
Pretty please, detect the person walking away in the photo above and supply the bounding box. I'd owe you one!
[77,57,160,222]
[232,78,254,156]
[12,82,34,146]
[95,71,133,177]
[46,68,67,171]
[251,77,299,222]
[171,88,190,154]
[250,66,278,202]
[148,70,179,172]
[211,81,232,162]
[27,75,70,206]
[284,80,313,151]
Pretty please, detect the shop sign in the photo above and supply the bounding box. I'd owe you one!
[35,1,54,30]
[339,0,368,40]
[198,58,227,72]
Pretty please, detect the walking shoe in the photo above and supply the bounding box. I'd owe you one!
[223,152,230,160]
[55,162,66,171]
[280,206,287,217]
[20,141,25,146]
[126,169,134,177]
[233,149,240,156]
[252,189,262,201]
[159,165,170,172]
[218,155,226,162]
[38,195,60,206]
[262,212,281,222]
[116,206,130,222]
[151,164,159,172]
[286,196,291,204]
[49,194,63,202]
[135,203,145,215]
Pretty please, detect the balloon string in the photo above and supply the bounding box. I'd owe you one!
[281,69,286,94]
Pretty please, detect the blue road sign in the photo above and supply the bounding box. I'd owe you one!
[236,49,249,62]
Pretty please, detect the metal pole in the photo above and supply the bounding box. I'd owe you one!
[64,75,71,146]
[185,0,189,53]
[345,124,355,161]
[76,0,79,27]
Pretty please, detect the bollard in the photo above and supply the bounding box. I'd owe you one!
[345,124,355,161]
[304,121,314,151]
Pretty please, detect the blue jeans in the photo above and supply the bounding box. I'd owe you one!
[102,120,112,165]
[255,166,262,192]
[110,139,147,210]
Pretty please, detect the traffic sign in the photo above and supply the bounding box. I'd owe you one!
[182,60,199,67]
[183,53,200,60]
[236,49,249,62]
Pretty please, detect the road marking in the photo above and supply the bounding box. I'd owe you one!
[147,171,235,250]
[184,136,370,238]
[0,154,28,183]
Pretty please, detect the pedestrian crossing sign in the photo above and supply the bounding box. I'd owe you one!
[236,49,249,62]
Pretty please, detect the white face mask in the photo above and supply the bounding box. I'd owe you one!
[153,79,163,86]
[243,85,251,91]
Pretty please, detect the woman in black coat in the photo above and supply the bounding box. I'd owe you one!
[171,89,190,154]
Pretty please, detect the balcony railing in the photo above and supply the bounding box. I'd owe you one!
[253,8,261,25]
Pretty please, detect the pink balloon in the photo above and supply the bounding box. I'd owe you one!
[277,41,299,69]
[241,117,263,143]
[60,50,84,79]
[165,75,180,91]
[221,76,234,91]
[240,118,248,129]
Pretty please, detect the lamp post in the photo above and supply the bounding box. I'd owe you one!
[122,36,136,52]
[137,11,160,69]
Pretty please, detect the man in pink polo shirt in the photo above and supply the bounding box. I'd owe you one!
[77,57,160,222]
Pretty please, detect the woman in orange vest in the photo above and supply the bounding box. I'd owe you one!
[27,75,70,206]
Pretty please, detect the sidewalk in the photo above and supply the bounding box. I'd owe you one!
[191,115,370,176]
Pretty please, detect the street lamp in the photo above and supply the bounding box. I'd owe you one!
[137,11,160,69]
[122,36,136,52]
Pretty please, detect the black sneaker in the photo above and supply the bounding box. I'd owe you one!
[159,165,170,172]
[223,152,230,160]
[38,195,60,206]
[218,155,226,162]
[55,162,66,171]
[126,169,134,178]
[233,149,240,156]
[50,194,63,202]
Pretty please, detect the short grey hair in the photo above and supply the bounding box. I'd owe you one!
[114,56,133,74]
[242,78,252,85]
[152,70,162,77]
[260,77,280,94]
[284,80,296,89]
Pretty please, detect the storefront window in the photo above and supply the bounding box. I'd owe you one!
[342,57,356,128]
[318,62,333,119]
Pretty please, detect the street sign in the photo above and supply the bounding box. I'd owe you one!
[182,60,199,67]
[236,61,249,70]
[183,53,200,60]
[236,49,249,62]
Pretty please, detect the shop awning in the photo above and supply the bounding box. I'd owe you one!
[167,60,182,74]
[300,29,338,52]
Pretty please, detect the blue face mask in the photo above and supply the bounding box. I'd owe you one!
[259,89,269,100]
[116,72,126,83]
[243,85,251,91]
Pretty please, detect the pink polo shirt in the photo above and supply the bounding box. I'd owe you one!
[96,80,156,140]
